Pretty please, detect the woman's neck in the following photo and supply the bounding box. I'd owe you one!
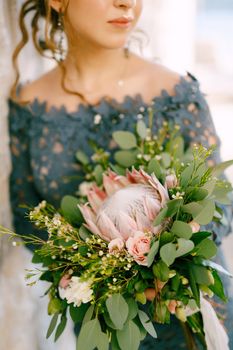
[63,44,130,95]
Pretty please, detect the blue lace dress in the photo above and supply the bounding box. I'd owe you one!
[8,73,233,349]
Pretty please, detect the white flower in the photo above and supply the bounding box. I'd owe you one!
[59,277,93,307]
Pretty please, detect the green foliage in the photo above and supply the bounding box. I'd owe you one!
[171,221,193,239]
[116,320,141,350]
[46,313,59,339]
[61,195,83,226]
[106,294,129,330]
[70,303,89,324]
[76,150,89,165]
[94,164,103,185]
[138,310,157,338]
[48,298,62,315]
[195,238,217,259]
[76,319,103,350]
[153,260,170,282]
[114,150,137,167]
[113,131,137,150]
[136,120,147,140]
[209,270,227,302]
[55,315,67,341]
[147,240,159,267]
[211,159,233,177]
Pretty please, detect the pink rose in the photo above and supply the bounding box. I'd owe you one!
[108,238,124,254]
[59,274,71,289]
[126,232,151,266]
[165,174,178,189]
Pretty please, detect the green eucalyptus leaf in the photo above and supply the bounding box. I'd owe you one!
[161,152,171,168]
[126,298,138,320]
[133,317,147,340]
[175,238,194,257]
[180,163,194,187]
[137,120,147,139]
[189,188,209,201]
[193,200,215,225]
[138,310,157,338]
[182,202,203,216]
[212,184,232,205]
[76,150,89,165]
[79,225,92,241]
[114,150,137,167]
[46,313,59,339]
[113,131,137,150]
[160,243,176,266]
[190,265,214,286]
[170,136,184,158]
[106,294,129,330]
[110,163,126,176]
[76,319,101,350]
[61,195,83,226]
[94,164,103,186]
[82,305,94,324]
[166,199,184,217]
[55,315,67,341]
[96,332,109,350]
[148,159,162,178]
[116,320,140,350]
[209,270,228,302]
[195,238,217,259]
[147,240,160,267]
[211,160,233,177]
[111,332,121,350]
[171,221,193,239]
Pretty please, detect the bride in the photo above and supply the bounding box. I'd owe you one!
[1,0,232,349]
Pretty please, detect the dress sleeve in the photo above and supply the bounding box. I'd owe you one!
[8,100,47,250]
[170,73,233,244]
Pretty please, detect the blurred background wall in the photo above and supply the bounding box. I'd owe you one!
[0,1,232,349]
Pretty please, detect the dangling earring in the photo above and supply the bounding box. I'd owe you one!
[124,44,130,59]
[54,10,66,62]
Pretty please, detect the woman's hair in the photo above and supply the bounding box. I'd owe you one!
[10,0,79,103]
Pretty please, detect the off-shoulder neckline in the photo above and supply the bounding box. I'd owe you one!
[8,71,199,117]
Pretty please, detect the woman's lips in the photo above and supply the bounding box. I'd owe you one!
[108,17,133,29]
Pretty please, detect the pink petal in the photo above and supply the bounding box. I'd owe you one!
[87,187,106,213]
[78,204,96,223]
[143,197,161,221]
[135,211,152,232]
[116,211,138,240]
[97,211,122,241]
[103,174,122,196]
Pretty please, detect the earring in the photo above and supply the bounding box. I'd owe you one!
[54,10,66,62]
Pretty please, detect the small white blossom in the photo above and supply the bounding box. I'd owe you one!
[59,277,93,307]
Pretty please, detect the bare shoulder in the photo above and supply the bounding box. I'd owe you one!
[131,54,184,98]
[18,67,59,103]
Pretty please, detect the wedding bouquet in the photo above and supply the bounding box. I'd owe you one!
[1,116,233,350]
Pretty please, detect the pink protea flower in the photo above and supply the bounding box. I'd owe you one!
[79,168,169,242]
